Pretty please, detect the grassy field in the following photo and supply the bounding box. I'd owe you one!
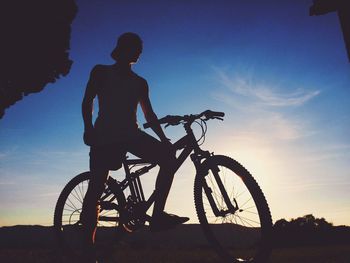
[1,244,350,263]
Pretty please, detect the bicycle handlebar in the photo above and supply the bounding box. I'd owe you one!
[143,110,225,129]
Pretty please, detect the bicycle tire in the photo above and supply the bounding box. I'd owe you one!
[194,155,272,263]
[53,172,126,259]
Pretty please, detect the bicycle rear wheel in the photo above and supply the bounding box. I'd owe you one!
[53,172,126,260]
[194,155,272,263]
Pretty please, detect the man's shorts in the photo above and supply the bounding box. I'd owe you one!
[89,143,126,171]
[89,129,174,171]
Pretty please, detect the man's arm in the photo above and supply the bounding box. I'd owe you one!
[139,81,169,143]
[82,66,99,145]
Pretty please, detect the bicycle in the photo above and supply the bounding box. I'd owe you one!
[53,110,273,263]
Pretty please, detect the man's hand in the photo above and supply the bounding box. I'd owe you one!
[83,128,95,146]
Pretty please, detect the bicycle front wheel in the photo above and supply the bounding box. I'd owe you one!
[194,155,272,263]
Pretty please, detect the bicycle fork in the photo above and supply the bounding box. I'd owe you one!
[201,164,239,217]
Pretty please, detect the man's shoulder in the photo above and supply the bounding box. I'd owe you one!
[89,64,116,81]
[91,64,112,73]
[131,71,148,86]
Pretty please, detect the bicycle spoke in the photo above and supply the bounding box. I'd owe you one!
[234,188,247,200]
[62,213,79,217]
[82,180,86,197]
[72,188,83,204]
[80,181,87,199]
[77,182,84,201]
[235,214,260,226]
[63,208,77,213]
[65,198,79,211]
[239,197,253,209]
[241,210,258,215]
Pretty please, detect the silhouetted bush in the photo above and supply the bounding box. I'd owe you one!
[0,0,77,118]
[273,214,350,247]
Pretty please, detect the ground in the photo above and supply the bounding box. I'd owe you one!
[1,244,350,263]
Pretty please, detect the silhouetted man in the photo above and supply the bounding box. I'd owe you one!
[81,32,188,261]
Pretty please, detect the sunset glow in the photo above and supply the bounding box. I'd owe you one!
[1,0,349,227]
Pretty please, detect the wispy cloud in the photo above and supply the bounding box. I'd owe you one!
[211,67,321,141]
[253,88,320,107]
[214,68,320,108]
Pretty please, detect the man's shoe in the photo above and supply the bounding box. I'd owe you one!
[150,212,189,232]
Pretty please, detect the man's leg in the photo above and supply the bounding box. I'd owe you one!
[150,150,189,231]
[126,130,188,228]
[152,157,176,218]
[81,169,109,247]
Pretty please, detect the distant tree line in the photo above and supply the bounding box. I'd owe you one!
[0,0,77,119]
[273,214,350,247]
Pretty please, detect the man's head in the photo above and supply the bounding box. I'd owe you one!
[111,32,143,64]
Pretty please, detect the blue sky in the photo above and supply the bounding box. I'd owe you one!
[0,0,349,226]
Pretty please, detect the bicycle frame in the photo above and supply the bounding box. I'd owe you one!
[100,121,237,223]
[118,126,204,215]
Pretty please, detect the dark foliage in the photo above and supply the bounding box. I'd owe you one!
[273,214,350,247]
[0,0,77,118]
